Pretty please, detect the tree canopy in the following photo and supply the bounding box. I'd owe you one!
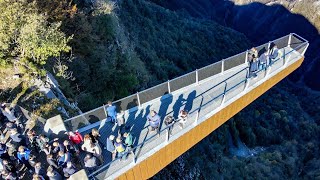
[0,0,71,71]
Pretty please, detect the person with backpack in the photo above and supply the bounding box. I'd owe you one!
[114,137,127,161]
[106,101,117,124]
[147,110,161,136]
[164,115,175,135]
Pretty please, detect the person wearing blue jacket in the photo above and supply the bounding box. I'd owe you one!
[147,110,161,135]
[57,151,71,167]
[17,146,33,173]
[106,101,117,123]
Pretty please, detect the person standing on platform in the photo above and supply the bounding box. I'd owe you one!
[106,101,117,124]
[147,110,161,136]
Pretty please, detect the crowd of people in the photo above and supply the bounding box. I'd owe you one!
[0,103,80,179]
[0,88,192,179]
[248,43,280,78]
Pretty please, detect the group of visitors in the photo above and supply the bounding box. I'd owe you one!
[0,94,190,178]
[249,44,280,77]
[0,103,79,179]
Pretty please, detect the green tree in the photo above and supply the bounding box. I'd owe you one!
[0,0,71,70]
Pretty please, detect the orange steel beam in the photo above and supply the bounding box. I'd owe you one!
[117,57,304,180]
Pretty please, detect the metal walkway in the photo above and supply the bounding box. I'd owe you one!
[63,33,309,179]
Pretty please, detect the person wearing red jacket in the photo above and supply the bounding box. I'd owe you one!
[66,131,83,145]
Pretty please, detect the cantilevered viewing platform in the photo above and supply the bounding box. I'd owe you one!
[63,33,309,180]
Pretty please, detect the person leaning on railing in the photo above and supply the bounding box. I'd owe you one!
[147,110,161,137]
[269,44,279,65]
[164,116,175,135]
[249,55,259,78]
[178,109,188,129]
[258,51,269,70]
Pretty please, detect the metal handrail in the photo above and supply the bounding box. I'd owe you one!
[87,38,308,178]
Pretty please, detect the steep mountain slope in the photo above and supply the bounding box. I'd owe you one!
[55,0,251,111]
[150,0,320,89]
[148,0,320,179]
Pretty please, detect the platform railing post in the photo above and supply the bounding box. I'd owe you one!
[288,33,292,47]
[167,80,171,94]
[221,82,227,106]
[301,42,309,56]
[196,69,199,85]
[132,151,136,164]
[221,59,225,74]
[245,50,249,64]
[283,48,286,66]
[266,41,271,75]
[103,104,108,118]
[137,92,141,107]
[194,109,199,126]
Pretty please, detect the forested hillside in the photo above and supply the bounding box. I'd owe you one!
[61,0,251,111]
[0,0,251,114]
[148,0,320,179]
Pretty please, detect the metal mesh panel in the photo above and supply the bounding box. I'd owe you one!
[83,107,106,124]
[295,43,308,54]
[198,61,222,81]
[113,94,139,112]
[224,52,246,71]
[290,34,304,49]
[139,82,169,104]
[272,35,290,49]
[65,115,89,131]
[170,72,196,92]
